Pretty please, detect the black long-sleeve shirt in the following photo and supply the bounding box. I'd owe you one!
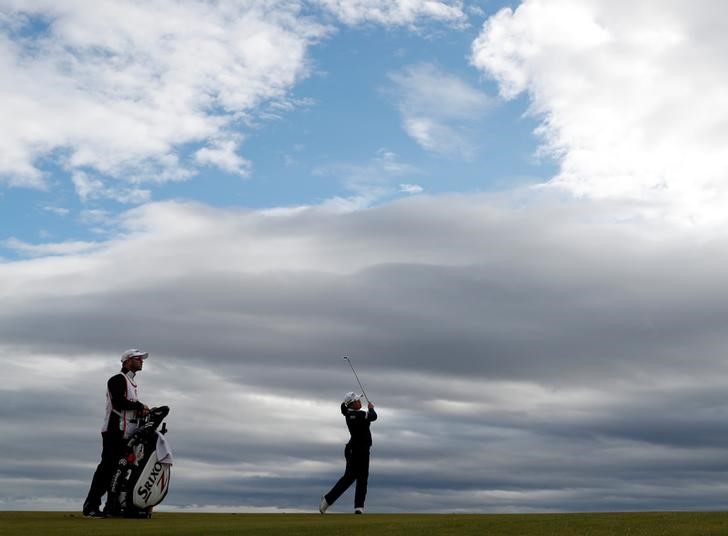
[105,368,145,436]
[341,403,377,448]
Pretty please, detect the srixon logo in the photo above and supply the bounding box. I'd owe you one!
[137,462,165,502]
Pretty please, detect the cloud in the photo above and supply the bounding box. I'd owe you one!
[314,149,420,208]
[42,206,70,216]
[5,0,728,514]
[0,1,472,202]
[79,208,114,230]
[0,0,327,194]
[3,236,99,257]
[3,194,728,511]
[470,0,728,225]
[399,183,423,194]
[72,171,151,204]
[194,139,251,176]
[314,0,467,27]
[388,63,492,158]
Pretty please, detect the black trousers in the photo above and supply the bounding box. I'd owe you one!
[325,444,370,509]
[84,432,124,512]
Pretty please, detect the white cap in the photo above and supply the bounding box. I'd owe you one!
[343,392,362,406]
[121,348,149,362]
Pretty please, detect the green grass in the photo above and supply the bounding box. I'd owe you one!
[2,511,728,536]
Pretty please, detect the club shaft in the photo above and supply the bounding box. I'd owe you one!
[344,356,370,404]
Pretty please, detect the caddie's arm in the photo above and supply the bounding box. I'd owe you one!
[107,375,146,413]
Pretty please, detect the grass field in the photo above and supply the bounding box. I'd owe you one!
[2,511,728,536]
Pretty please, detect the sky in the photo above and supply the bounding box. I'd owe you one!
[2,0,728,514]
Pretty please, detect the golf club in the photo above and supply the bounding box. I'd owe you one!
[343,356,371,405]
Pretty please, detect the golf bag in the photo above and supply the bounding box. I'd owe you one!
[107,405,172,518]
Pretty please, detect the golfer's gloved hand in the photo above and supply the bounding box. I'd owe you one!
[368,402,374,409]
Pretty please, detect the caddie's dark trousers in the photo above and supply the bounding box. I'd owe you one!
[325,444,370,508]
[84,432,124,512]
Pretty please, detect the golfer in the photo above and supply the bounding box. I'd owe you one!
[320,392,377,514]
[82,349,150,518]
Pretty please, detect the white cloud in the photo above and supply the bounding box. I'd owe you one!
[471,0,728,225]
[388,63,492,158]
[315,0,466,26]
[71,171,151,204]
[0,1,473,202]
[194,139,251,176]
[3,237,99,257]
[403,116,471,157]
[0,0,327,194]
[79,208,113,228]
[400,183,423,194]
[42,206,70,216]
[314,149,420,207]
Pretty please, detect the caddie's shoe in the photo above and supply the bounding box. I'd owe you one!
[319,495,330,514]
[355,508,364,514]
[83,509,107,519]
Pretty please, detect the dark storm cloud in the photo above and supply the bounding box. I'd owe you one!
[2,195,728,512]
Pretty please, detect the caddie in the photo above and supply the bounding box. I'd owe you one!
[82,349,150,518]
